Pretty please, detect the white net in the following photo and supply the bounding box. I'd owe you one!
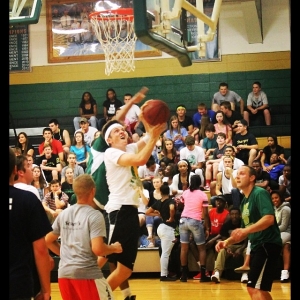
[90,11,137,76]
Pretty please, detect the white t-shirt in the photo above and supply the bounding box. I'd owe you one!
[104,143,142,213]
[221,169,238,194]
[138,189,150,213]
[14,182,41,201]
[75,127,98,147]
[179,145,205,165]
[120,104,141,124]
[137,164,160,179]
[218,158,244,172]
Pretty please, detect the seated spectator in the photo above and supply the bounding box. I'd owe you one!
[175,104,195,135]
[11,147,22,156]
[70,131,91,171]
[200,123,218,159]
[145,182,177,281]
[98,88,123,131]
[31,165,49,201]
[211,82,245,115]
[179,174,210,282]
[213,155,242,209]
[60,151,84,183]
[160,138,180,164]
[17,131,35,158]
[132,120,145,142]
[279,164,291,204]
[164,115,188,152]
[73,91,99,131]
[38,127,65,167]
[162,163,177,186]
[252,159,272,191]
[219,101,243,135]
[120,93,141,134]
[158,157,172,177]
[214,110,232,145]
[204,132,227,190]
[170,159,195,199]
[211,207,248,283]
[137,186,150,229]
[26,154,38,170]
[193,102,217,131]
[179,135,205,187]
[138,155,160,193]
[243,81,271,126]
[61,167,75,201]
[194,115,212,145]
[271,190,291,283]
[36,143,62,183]
[48,118,71,159]
[264,153,285,190]
[260,134,285,167]
[75,117,98,147]
[232,119,258,166]
[14,155,41,201]
[42,179,69,224]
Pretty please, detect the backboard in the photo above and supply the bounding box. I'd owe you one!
[9,0,43,25]
[133,0,222,67]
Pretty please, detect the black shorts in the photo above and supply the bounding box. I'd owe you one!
[107,205,140,270]
[248,242,282,291]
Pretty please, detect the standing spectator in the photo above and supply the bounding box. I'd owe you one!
[179,175,210,282]
[120,93,141,134]
[243,81,271,126]
[73,91,99,131]
[48,118,71,158]
[164,115,188,152]
[176,104,195,135]
[270,190,291,283]
[36,143,62,183]
[9,147,52,300]
[260,134,285,166]
[214,110,232,144]
[75,117,98,147]
[98,88,123,130]
[179,135,205,187]
[232,119,258,166]
[45,174,122,300]
[145,182,177,281]
[17,131,35,157]
[220,101,243,134]
[215,165,282,300]
[38,127,65,167]
[60,151,84,183]
[102,113,166,296]
[212,82,245,115]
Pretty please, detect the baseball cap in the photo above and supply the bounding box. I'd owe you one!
[214,195,227,202]
[80,117,88,123]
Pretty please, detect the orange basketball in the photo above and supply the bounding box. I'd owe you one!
[142,99,170,126]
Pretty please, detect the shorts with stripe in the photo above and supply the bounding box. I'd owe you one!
[107,205,139,270]
[58,277,114,300]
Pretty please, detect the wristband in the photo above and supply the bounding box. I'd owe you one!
[142,133,150,143]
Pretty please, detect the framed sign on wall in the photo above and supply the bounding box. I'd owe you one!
[46,0,162,63]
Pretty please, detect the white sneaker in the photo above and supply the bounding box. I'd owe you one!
[280,270,289,283]
[241,273,248,283]
[211,270,220,283]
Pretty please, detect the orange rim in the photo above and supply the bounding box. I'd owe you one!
[89,8,134,22]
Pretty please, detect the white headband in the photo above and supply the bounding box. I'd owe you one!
[104,123,123,145]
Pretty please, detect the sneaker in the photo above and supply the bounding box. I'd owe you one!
[147,242,154,248]
[200,275,211,282]
[204,185,210,191]
[180,275,187,282]
[160,276,177,281]
[193,271,210,280]
[211,271,220,283]
[241,273,248,283]
[124,296,136,300]
[234,266,250,273]
[280,270,289,283]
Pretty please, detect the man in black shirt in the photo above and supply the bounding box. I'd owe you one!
[220,101,243,134]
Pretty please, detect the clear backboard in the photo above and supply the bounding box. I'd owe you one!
[9,0,43,25]
[133,0,222,67]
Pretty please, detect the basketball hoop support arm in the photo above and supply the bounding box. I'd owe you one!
[159,0,223,57]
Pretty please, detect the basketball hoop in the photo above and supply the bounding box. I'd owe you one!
[89,8,137,76]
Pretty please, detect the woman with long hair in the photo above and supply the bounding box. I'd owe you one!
[70,131,90,171]
[31,165,49,200]
[160,138,180,164]
[17,131,35,158]
[214,110,232,145]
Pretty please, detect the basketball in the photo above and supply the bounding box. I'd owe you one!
[141,99,170,126]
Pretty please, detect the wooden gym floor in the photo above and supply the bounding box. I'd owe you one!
[50,278,291,300]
